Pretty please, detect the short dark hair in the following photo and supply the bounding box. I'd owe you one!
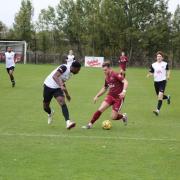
[102,61,111,68]
[71,61,81,68]
[156,51,164,58]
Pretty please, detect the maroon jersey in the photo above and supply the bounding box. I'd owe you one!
[104,71,124,98]
[119,55,128,71]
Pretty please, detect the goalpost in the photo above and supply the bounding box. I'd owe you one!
[0,40,27,64]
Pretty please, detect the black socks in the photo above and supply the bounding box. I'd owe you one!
[61,104,69,121]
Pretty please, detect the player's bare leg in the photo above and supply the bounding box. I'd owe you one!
[153,92,164,116]
[111,110,128,126]
[120,69,126,78]
[55,96,75,129]
[162,94,171,104]
[43,101,54,124]
[82,101,110,129]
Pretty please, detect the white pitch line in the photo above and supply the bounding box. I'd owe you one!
[0,132,179,142]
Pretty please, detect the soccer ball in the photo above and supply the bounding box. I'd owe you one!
[102,120,112,130]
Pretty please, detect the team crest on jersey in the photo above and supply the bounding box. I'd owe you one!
[108,83,115,88]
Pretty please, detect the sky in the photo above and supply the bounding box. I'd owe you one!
[0,0,179,28]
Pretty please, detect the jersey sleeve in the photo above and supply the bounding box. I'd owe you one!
[149,65,154,73]
[125,56,128,62]
[114,73,124,82]
[166,63,169,70]
[57,65,67,74]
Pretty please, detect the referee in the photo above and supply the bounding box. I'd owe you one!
[147,51,171,116]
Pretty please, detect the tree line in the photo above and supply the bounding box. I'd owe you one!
[0,0,180,67]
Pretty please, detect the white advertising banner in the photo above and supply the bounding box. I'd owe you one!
[85,56,104,67]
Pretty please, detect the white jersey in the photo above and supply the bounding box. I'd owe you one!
[5,52,15,68]
[66,55,75,66]
[44,64,72,89]
[149,61,169,82]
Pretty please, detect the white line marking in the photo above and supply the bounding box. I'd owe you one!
[0,133,179,142]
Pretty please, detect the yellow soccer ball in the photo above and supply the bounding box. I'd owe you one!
[102,120,112,130]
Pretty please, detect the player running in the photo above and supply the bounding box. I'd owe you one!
[65,50,75,66]
[118,51,128,75]
[147,51,171,116]
[4,47,17,87]
[82,61,128,129]
[43,61,81,129]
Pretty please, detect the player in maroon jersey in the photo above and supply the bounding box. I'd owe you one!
[82,61,128,129]
[119,51,128,75]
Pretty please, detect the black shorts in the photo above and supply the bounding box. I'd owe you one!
[6,66,15,73]
[154,80,167,95]
[43,84,64,103]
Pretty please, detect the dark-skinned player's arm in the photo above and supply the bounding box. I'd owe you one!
[93,84,108,104]
[52,71,71,101]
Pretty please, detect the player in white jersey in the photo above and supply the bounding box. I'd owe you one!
[43,61,81,129]
[65,50,75,66]
[4,47,16,87]
[147,51,171,116]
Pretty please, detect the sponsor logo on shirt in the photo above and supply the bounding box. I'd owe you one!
[108,83,115,88]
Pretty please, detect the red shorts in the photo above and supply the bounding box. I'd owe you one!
[119,64,126,71]
[104,95,124,112]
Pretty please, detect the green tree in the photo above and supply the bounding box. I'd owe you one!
[33,0,178,67]
[0,21,8,38]
[123,0,171,65]
[36,6,57,53]
[172,5,180,67]
[37,6,56,31]
[56,0,88,56]
[13,0,34,42]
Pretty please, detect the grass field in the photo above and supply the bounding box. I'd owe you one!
[0,64,179,180]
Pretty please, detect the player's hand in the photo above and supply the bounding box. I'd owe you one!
[119,92,126,99]
[146,73,153,78]
[66,94,71,102]
[93,96,98,104]
[60,85,66,91]
[167,76,170,80]
[120,69,124,74]
[15,58,21,63]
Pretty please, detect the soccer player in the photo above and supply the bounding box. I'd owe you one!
[147,51,171,116]
[118,51,128,75]
[4,47,17,87]
[65,50,75,66]
[82,61,128,129]
[43,61,81,129]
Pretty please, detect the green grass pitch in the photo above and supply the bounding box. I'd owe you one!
[0,64,179,180]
